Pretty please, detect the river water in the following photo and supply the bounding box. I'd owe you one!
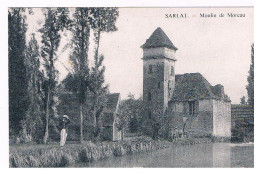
[79,143,254,168]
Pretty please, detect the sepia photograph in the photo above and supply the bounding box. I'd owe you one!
[8,6,254,168]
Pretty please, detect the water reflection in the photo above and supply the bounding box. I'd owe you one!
[78,143,253,168]
[213,143,231,167]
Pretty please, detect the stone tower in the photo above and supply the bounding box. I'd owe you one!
[141,27,178,121]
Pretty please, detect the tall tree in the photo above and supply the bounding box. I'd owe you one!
[89,54,108,139]
[246,44,254,107]
[20,34,45,143]
[8,8,28,137]
[89,7,119,138]
[39,8,71,144]
[69,8,92,143]
[90,7,119,56]
[240,96,246,105]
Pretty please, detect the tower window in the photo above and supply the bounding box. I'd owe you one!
[171,66,174,76]
[157,82,160,89]
[148,92,152,101]
[149,65,153,73]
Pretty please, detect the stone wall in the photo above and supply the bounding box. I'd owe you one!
[142,44,177,138]
[143,58,175,118]
[113,120,122,141]
[168,102,184,131]
[182,100,213,137]
[186,111,213,137]
[143,58,165,116]
[169,99,230,138]
[168,99,231,138]
[143,47,176,60]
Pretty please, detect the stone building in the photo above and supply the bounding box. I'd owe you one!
[142,27,231,139]
[99,93,123,141]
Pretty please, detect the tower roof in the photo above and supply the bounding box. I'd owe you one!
[141,27,178,50]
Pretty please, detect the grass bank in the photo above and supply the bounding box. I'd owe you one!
[9,136,213,168]
[9,138,170,167]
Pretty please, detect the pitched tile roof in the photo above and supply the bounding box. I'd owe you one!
[99,93,120,127]
[172,73,230,102]
[105,93,120,113]
[141,27,178,50]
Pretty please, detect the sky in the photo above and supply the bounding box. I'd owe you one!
[26,7,254,104]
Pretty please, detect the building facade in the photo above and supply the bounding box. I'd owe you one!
[142,27,231,139]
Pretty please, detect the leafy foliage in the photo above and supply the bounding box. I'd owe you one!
[246,44,254,106]
[67,8,119,141]
[116,94,144,133]
[8,8,29,137]
[9,7,119,143]
[69,8,92,104]
[18,34,46,143]
[39,8,71,144]
[88,8,119,139]
[89,54,108,138]
[240,96,246,105]
[90,7,119,33]
[69,8,93,142]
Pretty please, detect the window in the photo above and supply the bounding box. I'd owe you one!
[157,82,160,89]
[148,92,152,101]
[183,104,187,114]
[149,65,153,73]
[188,101,196,115]
[171,66,174,76]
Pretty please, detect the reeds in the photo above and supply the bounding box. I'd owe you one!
[9,140,170,168]
[10,148,76,167]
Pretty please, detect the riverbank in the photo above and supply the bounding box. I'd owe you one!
[81,142,254,168]
[9,137,212,168]
[10,137,169,167]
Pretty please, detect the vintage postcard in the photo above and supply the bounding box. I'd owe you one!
[8,6,254,168]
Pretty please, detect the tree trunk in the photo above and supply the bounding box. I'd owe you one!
[80,103,84,143]
[95,29,101,57]
[95,112,100,138]
[93,105,96,135]
[43,88,50,144]
[93,29,101,139]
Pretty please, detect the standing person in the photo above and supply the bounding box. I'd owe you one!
[60,115,70,147]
